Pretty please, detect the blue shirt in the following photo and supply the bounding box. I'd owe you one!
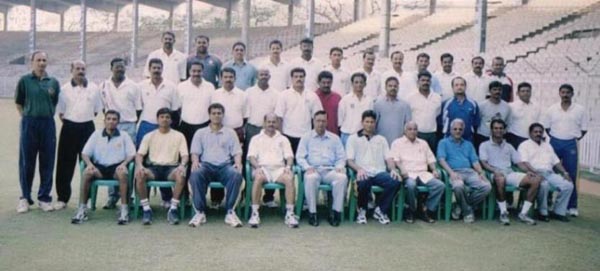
[437,137,478,169]
[190,126,242,165]
[296,130,346,171]
[187,54,222,88]
[440,96,480,141]
[223,60,257,90]
[82,129,136,166]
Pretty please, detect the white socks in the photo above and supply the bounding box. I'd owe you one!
[170,199,180,210]
[521,201,533,215]
[497,201,507,214]
[141,199,150,211]
[251,204,259,213]
[286,204,294,215]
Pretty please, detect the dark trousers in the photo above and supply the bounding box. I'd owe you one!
[506,132,527,149]
[19,116,56,204]
[357,172,401,214]
[55,120,95,203]
[550,137,579,209]
[418,132,438,154]
[189,163,243,212]
[285,134,301,154]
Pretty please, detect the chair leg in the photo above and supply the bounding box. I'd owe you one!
[279,189,286,217]
[90,183,98,211]
[397,186,405,222]
[348,184,356,222]
[444,187,452,222]
[244,180,252,220]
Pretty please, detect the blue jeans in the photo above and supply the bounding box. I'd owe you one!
[405,177,445,212]
[550,137,578,209]
[357,172,401,214]
[340,132,350,147]
[189,163,243,213]
[19,116,56,203]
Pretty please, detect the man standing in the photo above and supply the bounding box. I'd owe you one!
[381,51,414,100]
[15,51,61,213]
[177,61,215,148]
[479,119,541,225]
[289,38,323,92]
[212,67,248,143]
[315,71,342,135]
[486,56,513,102]
[436,53,458,101]
[144,31,186,84]
[374,77,412,145]
[507,82,540,149]
[475,81,511,150]
[188,103,244,228]
[441,77,480,142]
[406,71,442,152]
[187,35,222,88]
[323,47,350,95]
[338,72,373,146]
[55,60,102,210]
[438,119,491,223]
[223,42,257,90]
[135,108,189,225]
[464,56,489,103]
[261,40,289,92]
[347,110,401,225]
[543,84,588,216]
[247,113,298,228]
[407,53,441,94]
[296,111,348,227]
[352,51,381,98]
[518,123,574,222]
[388,121,445,223]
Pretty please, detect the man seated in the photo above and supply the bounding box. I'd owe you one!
[388,121,444,224]
[518,123,574,222]
[438,119,491,223]
[247,113,298,228]
[296,110,348,227]
[135,108,189,225]
[347,110,401,225]
[71,110,135,225]
[188,103,244,228]
[479,119,541,226]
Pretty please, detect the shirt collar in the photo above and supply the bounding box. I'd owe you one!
[357,129,375,140]
[311,130,329,139]
[29,71,49,80]
[260,129,280,137]
[490,139,506,147]
[102,128,121,140]
[71,78,88,88]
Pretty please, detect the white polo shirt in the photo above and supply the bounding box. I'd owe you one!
[518,139,560,172]
[261,59,289,92]
[381,69,417,100]
[139,79,180,124]
[352,68,381,99]
[508,99,540,138]
[463,71,490,104]
[275,88,323,138]
[177,79,214,125]
[338,92,374,134]
[477,99,511,137]
[246,85,280,127]
[99,77,142,123]
[542,102,589,140]
[143,48,187,84]
[323,64,351,95]
[346,132,390,177]
[435,70,458,102]
[388,136,436,183]
[247,130,293,167]
[57,81,103,123]
[406,91,442,133]
[212,87,248,129]
[289,56,324,92]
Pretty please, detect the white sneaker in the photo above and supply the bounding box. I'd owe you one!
[71,208,88,224]
[356,208,367,224]
[38,201,54,212]
[452,205,462,220]
[248,212,260,228]
[463,213,475,223]
[188,212,207,227]
[285,213,299,228]
[568,208,579,217]
[16,199,29,213]
[53,201,67,210]
[373,207,390,225]
[225,212,243,228]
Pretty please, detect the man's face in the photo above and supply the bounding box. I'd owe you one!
[257,69,270,85]
[149,63,163,78]
[405,123,418,140]
[442,57,453,73]
[104,114,119,130]
[472,58,484,74]
[157,113,171,128]
[313,114,327,133]
[270,43,282,57]
[452,78,466,95]
[362,117,376,134]
[385,80,398,97]
[209,108,224,125]
[559,87,573,103]
[418,76,431,91]
[264,115,278,133]
[32,52,48,72]
[491,123,505,139]
[451,122,465,139]
[529,126,544,143]
[190,64,203,83]
[518,87,532,103]
[492,59,504,74]
[162,34,175,49]
[300,42,313,56]
[221,71,235,89]
[71,62,86,81]
[363,53,375,69]
[318,77,332,93]
[111,61,126,80]
[233,45,245,60]
[352,76,366,92]
[391,52,404,70]
[417,56,430,71]
[195,37,209,54]
[490,86,502,100]
[330,50,343,65]
[291,72,305,89]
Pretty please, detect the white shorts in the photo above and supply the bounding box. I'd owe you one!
[261,166,286,183]
[502,170,527,187]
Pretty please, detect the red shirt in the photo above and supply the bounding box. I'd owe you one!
[316,89,342,135]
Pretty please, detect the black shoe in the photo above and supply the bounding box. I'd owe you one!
[142,209,153,225]
[308,213,319,227]
[551,212,570,222]
[328,211,341,227]
[421,210,435,223]
[537,213,550,222]
[405,211,415,224]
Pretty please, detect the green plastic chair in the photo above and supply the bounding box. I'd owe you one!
[347,168,400,222]
[243,161,287,220]
[78,160,134,211]
[295,167,347,221]
[396,167,446,222]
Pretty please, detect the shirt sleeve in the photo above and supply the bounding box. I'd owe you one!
[334,137,346,169]
[137,133,151,155]
[124,134,136,157]
[81,132,96,157]
[295,136,310,170]
[517,144,530,163]
[178,56,187,81]
[242,92,249,119]
[425,144,437,164]
[230,130,242,156]
[381,137,390,160]
[190,130,203,156]
[15,77,26,106]
[178,133,189,157]
[274,94,285,118]
[282,137,294,159]
[478,143,488,161]
[134,84,143,111]
[143,53,152,78]
[436,139,447,160]
[93,88,103,114]
[312,94,323,115]
[170,87,182,110]
[247,136,258,159]
[346,135,356,160]
[337,98,346,128]
[388,140,399,161]
[56,88,67,115]
[510,145,521,164]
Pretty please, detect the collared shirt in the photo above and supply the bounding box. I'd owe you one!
[508,99,541,138]
[518,139,560,172]
[223,60,258,90]
[57,80,103,123]
[352,68,381,99]
[542,102,589,140]
[338,92,373,134]
[187,53,222,88]
[437,137,478,169]
[177,79,214,125]
[261,58,289,91]
[138,129,188,166]
[144,48,187,84]
[99,77,142,123]
[441,97,480,141]
[246,85,279,127]
[346,131,390,176]
[212,87,248,128]
[247,130,293,167]
[315,89,342,135]
[406,91,442,133]
[138,79,181,124]
[435,70,459,102]
[323,64,351,95]
[82,129,136,166]
[289,56,324,92]
[389,136,436,182]
[479,139,520,172]
[275,88,323,138]
[374,96,412,145]
[463,71,490,104]
[15,72,61,117]
[486,72,514,102]
[190,126,242,165]
[381,69,417,100]
[477,99,511,137]
[296,130,346,171]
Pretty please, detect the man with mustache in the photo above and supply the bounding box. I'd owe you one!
[55,60,103,210]
[486,56,514,102]
[260,39,289,92]
[144,31,186,84]
[374,76,412,145]
[223,42,257,91]
[405,71,442,153]
[475,81,511,151]
[436,53,459,102]
[441,76,480,142]
[381,51,415,100]
[352,50,382,99]
[289,38,324,92]
[323,47,350,95]
[187,35,222,88]
[463,56,489,103]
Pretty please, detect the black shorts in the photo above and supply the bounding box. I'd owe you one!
[95,163,120,179]
[148,165,177,180]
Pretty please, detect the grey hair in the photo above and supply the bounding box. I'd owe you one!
[450,118,465,129]
[404,121,418,131]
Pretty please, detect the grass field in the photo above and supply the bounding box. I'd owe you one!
[1,99,599,271]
